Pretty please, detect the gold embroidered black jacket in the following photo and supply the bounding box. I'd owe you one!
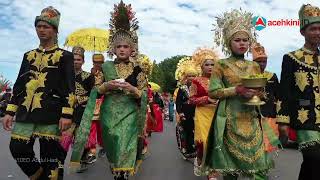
[277,48,320,131]
[260,72,279,118]
[6,45,76,124]
[73,70,94,125]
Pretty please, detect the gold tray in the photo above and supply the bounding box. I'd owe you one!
[241,77,267,88]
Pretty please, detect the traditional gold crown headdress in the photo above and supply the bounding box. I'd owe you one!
[192,47,220,68]
[136,54,153,76]
[213,9,256,55]
[299,4,320,30]
[108,0,139,57]
[175,56,200,81]
[251,42,267,61]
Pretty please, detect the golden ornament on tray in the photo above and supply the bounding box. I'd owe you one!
[241,74,267,106]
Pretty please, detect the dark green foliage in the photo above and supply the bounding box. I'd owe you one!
[150,55,187,94]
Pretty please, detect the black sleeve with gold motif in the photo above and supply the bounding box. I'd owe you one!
[60,51,76,119]
[277,54,295,125]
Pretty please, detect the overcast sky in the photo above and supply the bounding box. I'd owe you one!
[1,0,319,84]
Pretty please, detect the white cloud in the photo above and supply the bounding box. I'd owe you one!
[1,0,320,81]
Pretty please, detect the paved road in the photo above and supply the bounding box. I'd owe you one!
[0,120,301,180]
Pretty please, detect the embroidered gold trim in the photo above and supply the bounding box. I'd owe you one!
[224,137,264,163]
[75,82,87,97]
[26,50,37,62]
[294,50,304,59]
[48,168,58,180]
[223,87,237,97]
[288,53,317,70]
[68,93,76,108]
[81,71,91,81]
[225,107,261,149]
[298,108,309,124]
[310,73,320,124]
[11,134,30,141]
[112,167,135,173]
[136,72,147,90]
[276,115,290,124]
[94,71,104,87]
[115,62,134,80]
[6,104,18,112]
[33,133,60,140]
[51,50,63,65]
[62,107,74,115]
[304,54,314,65]
[276,101,282,113]
[294,71,309,92]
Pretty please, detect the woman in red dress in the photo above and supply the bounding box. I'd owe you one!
[189,47,219,179]
[146,85,163,135]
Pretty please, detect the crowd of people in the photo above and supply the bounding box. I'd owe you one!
[1,1,320,180]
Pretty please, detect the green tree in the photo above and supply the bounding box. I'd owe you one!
[149,55,187,94]
[149,60,164,88]
[158,55,187,94]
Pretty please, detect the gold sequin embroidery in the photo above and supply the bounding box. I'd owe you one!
[298,108,309,124]
[115,62,134,80]
[294,71,309,92]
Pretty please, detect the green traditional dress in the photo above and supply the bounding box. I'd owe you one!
[70,60,148,178]
[205,55,274,178]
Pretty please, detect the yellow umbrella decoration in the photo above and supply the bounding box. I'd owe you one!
[64,28,109,52]
[148,82,161,92]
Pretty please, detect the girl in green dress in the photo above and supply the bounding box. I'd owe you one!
[204,9,274,180]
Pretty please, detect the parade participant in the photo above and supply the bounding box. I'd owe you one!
[169,97,175,122]
[146,85,163,136]
[252,42,280,152]
[162,92,170,121]
[277,4,320,180]
[85,53,105,162]
[189,47,219,179]
[2,6,75,179]
[70,1,148,179]
[205,9,274,179]
[175,57,199,160]
[152,92,164,132]
[60,46,95,172]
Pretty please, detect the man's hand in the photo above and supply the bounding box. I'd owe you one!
[59,118,72,132]
[236,85,258,99]
[2,114,13,131]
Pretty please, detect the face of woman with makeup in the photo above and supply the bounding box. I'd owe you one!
[201,59,214,76]
[115,41,133,61]
[230,32,250,55]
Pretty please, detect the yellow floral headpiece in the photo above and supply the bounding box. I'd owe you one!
[192,47,220,68]
[136,54,153,76]
[175,56,200,81]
